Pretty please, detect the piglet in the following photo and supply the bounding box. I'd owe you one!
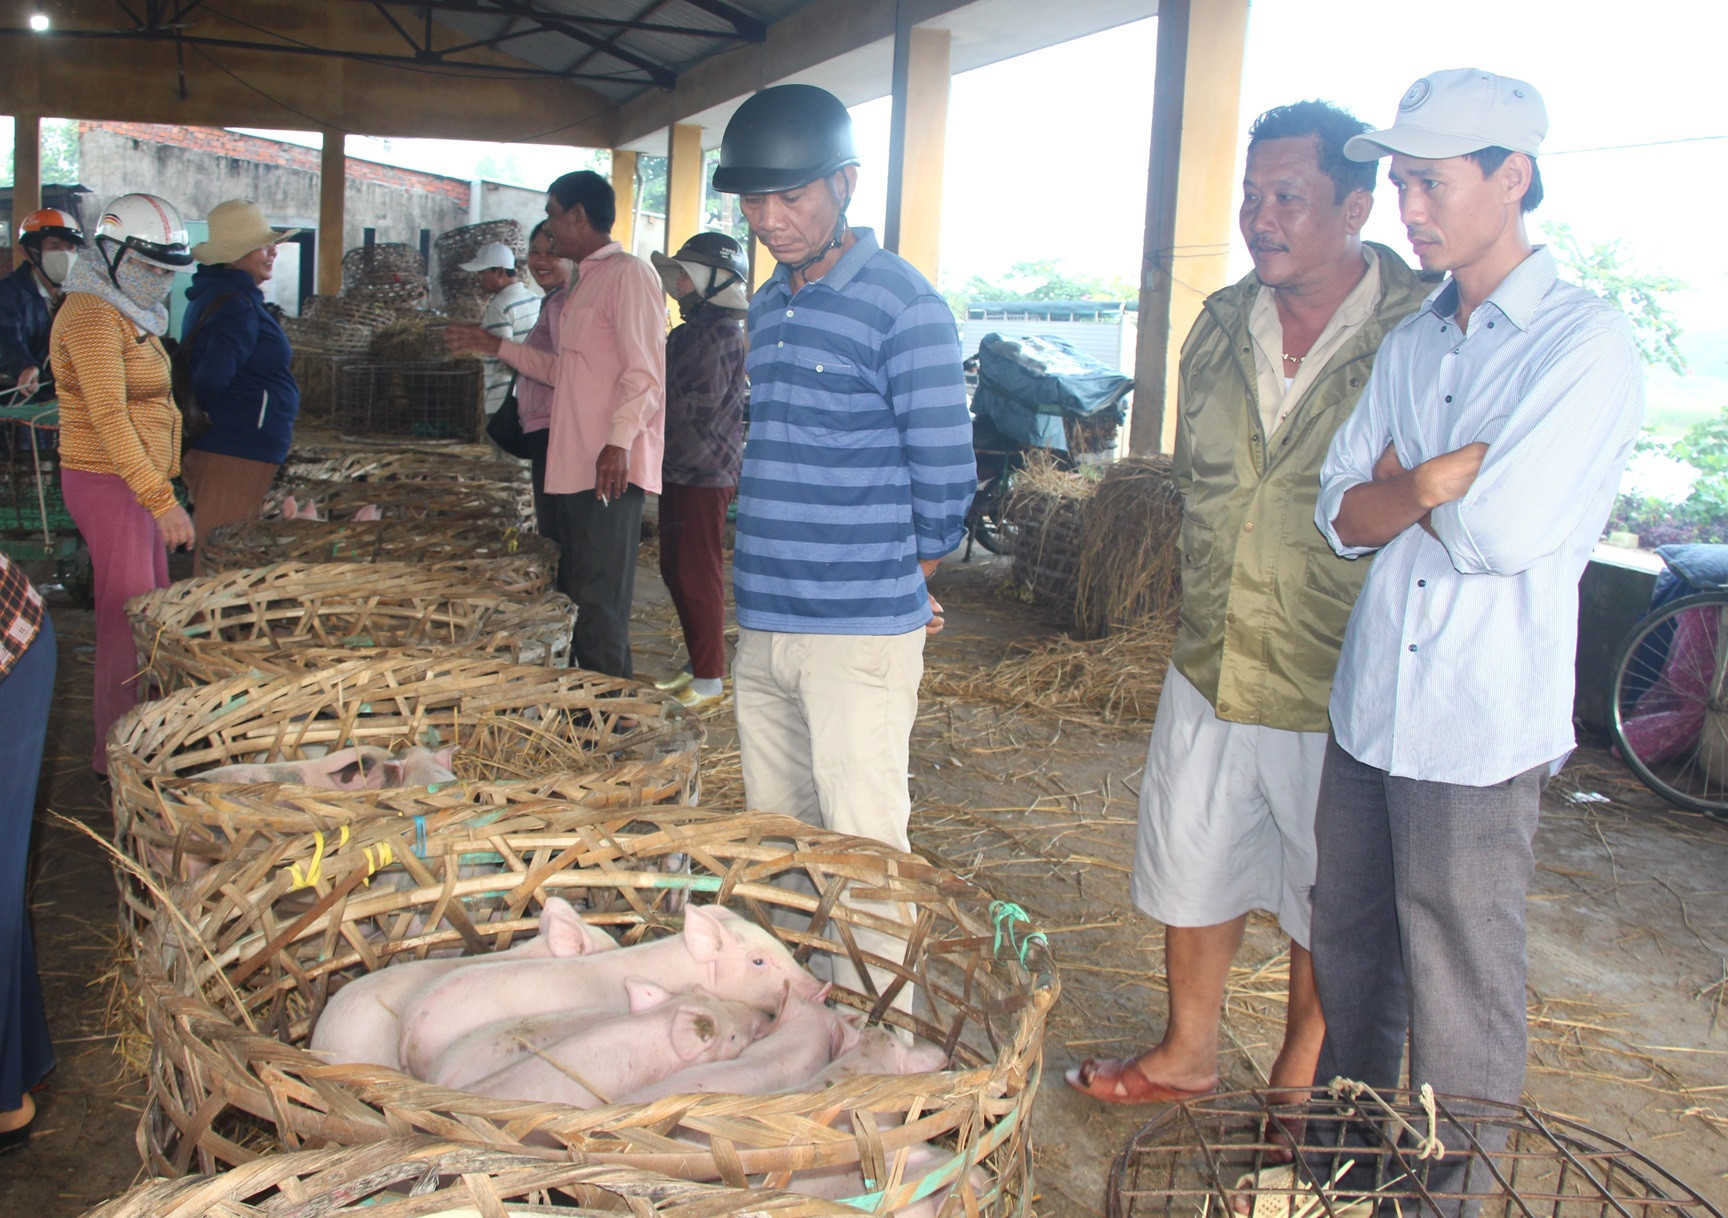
[398,905,823,1081]
[462,977,770,1106]
[810,1027,949,1087]
[310,897,615,1070]
[617,983,861,1103]
[196,745,394,790]
[278,495,325,521]
[384,744,458,787]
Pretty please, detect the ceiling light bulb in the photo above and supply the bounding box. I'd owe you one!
[29,11,50,32]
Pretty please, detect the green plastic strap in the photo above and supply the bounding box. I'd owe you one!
[989,901,1048,966]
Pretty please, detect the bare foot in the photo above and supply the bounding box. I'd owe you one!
[0,1093,35,1134]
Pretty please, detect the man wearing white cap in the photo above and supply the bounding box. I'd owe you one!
[1311,69,1644,1153]
[458,240,539,422]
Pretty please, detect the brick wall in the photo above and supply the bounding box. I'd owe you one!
[80,121,472,206]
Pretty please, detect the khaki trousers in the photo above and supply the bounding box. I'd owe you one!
[181,450,278,577]
[733,625,925,1008]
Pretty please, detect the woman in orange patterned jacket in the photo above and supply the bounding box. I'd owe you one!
[49,193,195,777]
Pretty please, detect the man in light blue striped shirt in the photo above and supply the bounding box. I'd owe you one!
[712,85,974,995]
[1310,70,1644,1183]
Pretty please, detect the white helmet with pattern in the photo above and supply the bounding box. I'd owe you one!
[94,192,193,275]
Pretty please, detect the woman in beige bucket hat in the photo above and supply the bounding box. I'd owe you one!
[180,199,303,572]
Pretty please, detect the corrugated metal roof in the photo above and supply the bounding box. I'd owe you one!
[426,1,813,99]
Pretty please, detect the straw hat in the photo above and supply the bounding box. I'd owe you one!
[192,199,301,265]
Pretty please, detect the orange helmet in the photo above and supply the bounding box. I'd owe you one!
[18,207,83,250]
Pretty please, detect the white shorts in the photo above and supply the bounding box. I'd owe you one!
[1130,664,1327,947]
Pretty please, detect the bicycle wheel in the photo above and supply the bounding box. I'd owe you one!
[1608,590,1728,820]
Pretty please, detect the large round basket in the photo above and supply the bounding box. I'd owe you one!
[262,476,530,529]
[282,445,526,486]
[107,654,703,892]
[200,520,557,594]
[135,805,1058,1217]
[80,1137,861,1217]
[127,562,578,694]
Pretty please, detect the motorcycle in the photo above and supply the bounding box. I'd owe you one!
[961,331,1134,560]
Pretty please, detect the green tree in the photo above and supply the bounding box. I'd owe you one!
[1,118,80,186]
[942,258,1136,319]
[1546,221,1687,374]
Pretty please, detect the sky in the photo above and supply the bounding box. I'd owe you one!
[81,0,1728,414]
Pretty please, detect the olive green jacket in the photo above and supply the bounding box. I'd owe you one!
[1171,243,1427,731]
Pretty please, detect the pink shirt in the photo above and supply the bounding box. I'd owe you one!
[500,243,666,495]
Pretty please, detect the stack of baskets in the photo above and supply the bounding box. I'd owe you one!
[435,219,525,320]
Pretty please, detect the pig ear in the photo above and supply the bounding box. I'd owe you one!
[540,898,599,957]
[281,495,298,518]
[832,1012,864,1059]
[681,905,733,962]
[436,745,457,768]
[624,976,669,1013]
[671,1006,719,1061]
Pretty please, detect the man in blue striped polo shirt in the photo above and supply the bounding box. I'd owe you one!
[713,85,975,971]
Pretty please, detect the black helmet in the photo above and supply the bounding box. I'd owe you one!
[674,232,748,281]
[652,231,749,311]
[712,84,859,195]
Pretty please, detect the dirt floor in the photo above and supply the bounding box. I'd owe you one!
[0,543,1724,1213]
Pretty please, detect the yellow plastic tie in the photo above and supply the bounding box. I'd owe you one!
[287,824,352,890]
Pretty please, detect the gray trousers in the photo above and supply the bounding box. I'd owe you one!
[1309,737,1545,1203]
[553,485,643,679]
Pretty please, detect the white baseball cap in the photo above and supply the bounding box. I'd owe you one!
[1344,68,1547,162]
[458,241,518,272]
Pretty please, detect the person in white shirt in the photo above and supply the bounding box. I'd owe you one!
[458,240,539,420]
[1309,69,1644,1186]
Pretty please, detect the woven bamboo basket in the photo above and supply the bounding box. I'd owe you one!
[134,803,1057,1217]
[283,442,522,485]
[200,520,557,594]
[304,293,406,332]
[343,241,427,285]
[81,1137,863,1217]
[1003,464,1094,617]
[281,316,374,356]
[126,562,577,694]
[107,654,703,890]
[262,476,529,529]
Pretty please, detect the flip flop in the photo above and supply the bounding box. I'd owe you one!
[1063,1056,1214,1105]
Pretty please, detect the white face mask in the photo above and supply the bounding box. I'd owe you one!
[39,249,76,286]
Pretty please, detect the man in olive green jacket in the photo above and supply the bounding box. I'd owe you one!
[1067,101,1427,1108]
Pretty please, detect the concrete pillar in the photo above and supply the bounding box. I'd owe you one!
[611,149,639,256]
[12,112,41,220]
[1127,0,1249,455]
[666,123,704,255]
[317,128,346,296]
[884,25,950,284]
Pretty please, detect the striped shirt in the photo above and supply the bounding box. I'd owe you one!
[481,281,541,416]
[51,291,181,517]
[1316,246,1645,784]
[733,229,975,635]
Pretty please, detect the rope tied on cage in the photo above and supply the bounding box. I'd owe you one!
[288,825,349,889]
[286,826,394,889]
[1328,1077,1446,1160]
[989,901,1048,965]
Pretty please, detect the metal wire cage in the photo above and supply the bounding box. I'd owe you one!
[1107,1086,1721,1218]
[335,360,483,441]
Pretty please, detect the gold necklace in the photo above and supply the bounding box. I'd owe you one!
[1282,352,1304,364]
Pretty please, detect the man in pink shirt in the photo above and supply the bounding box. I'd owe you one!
[450,171,666,678]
